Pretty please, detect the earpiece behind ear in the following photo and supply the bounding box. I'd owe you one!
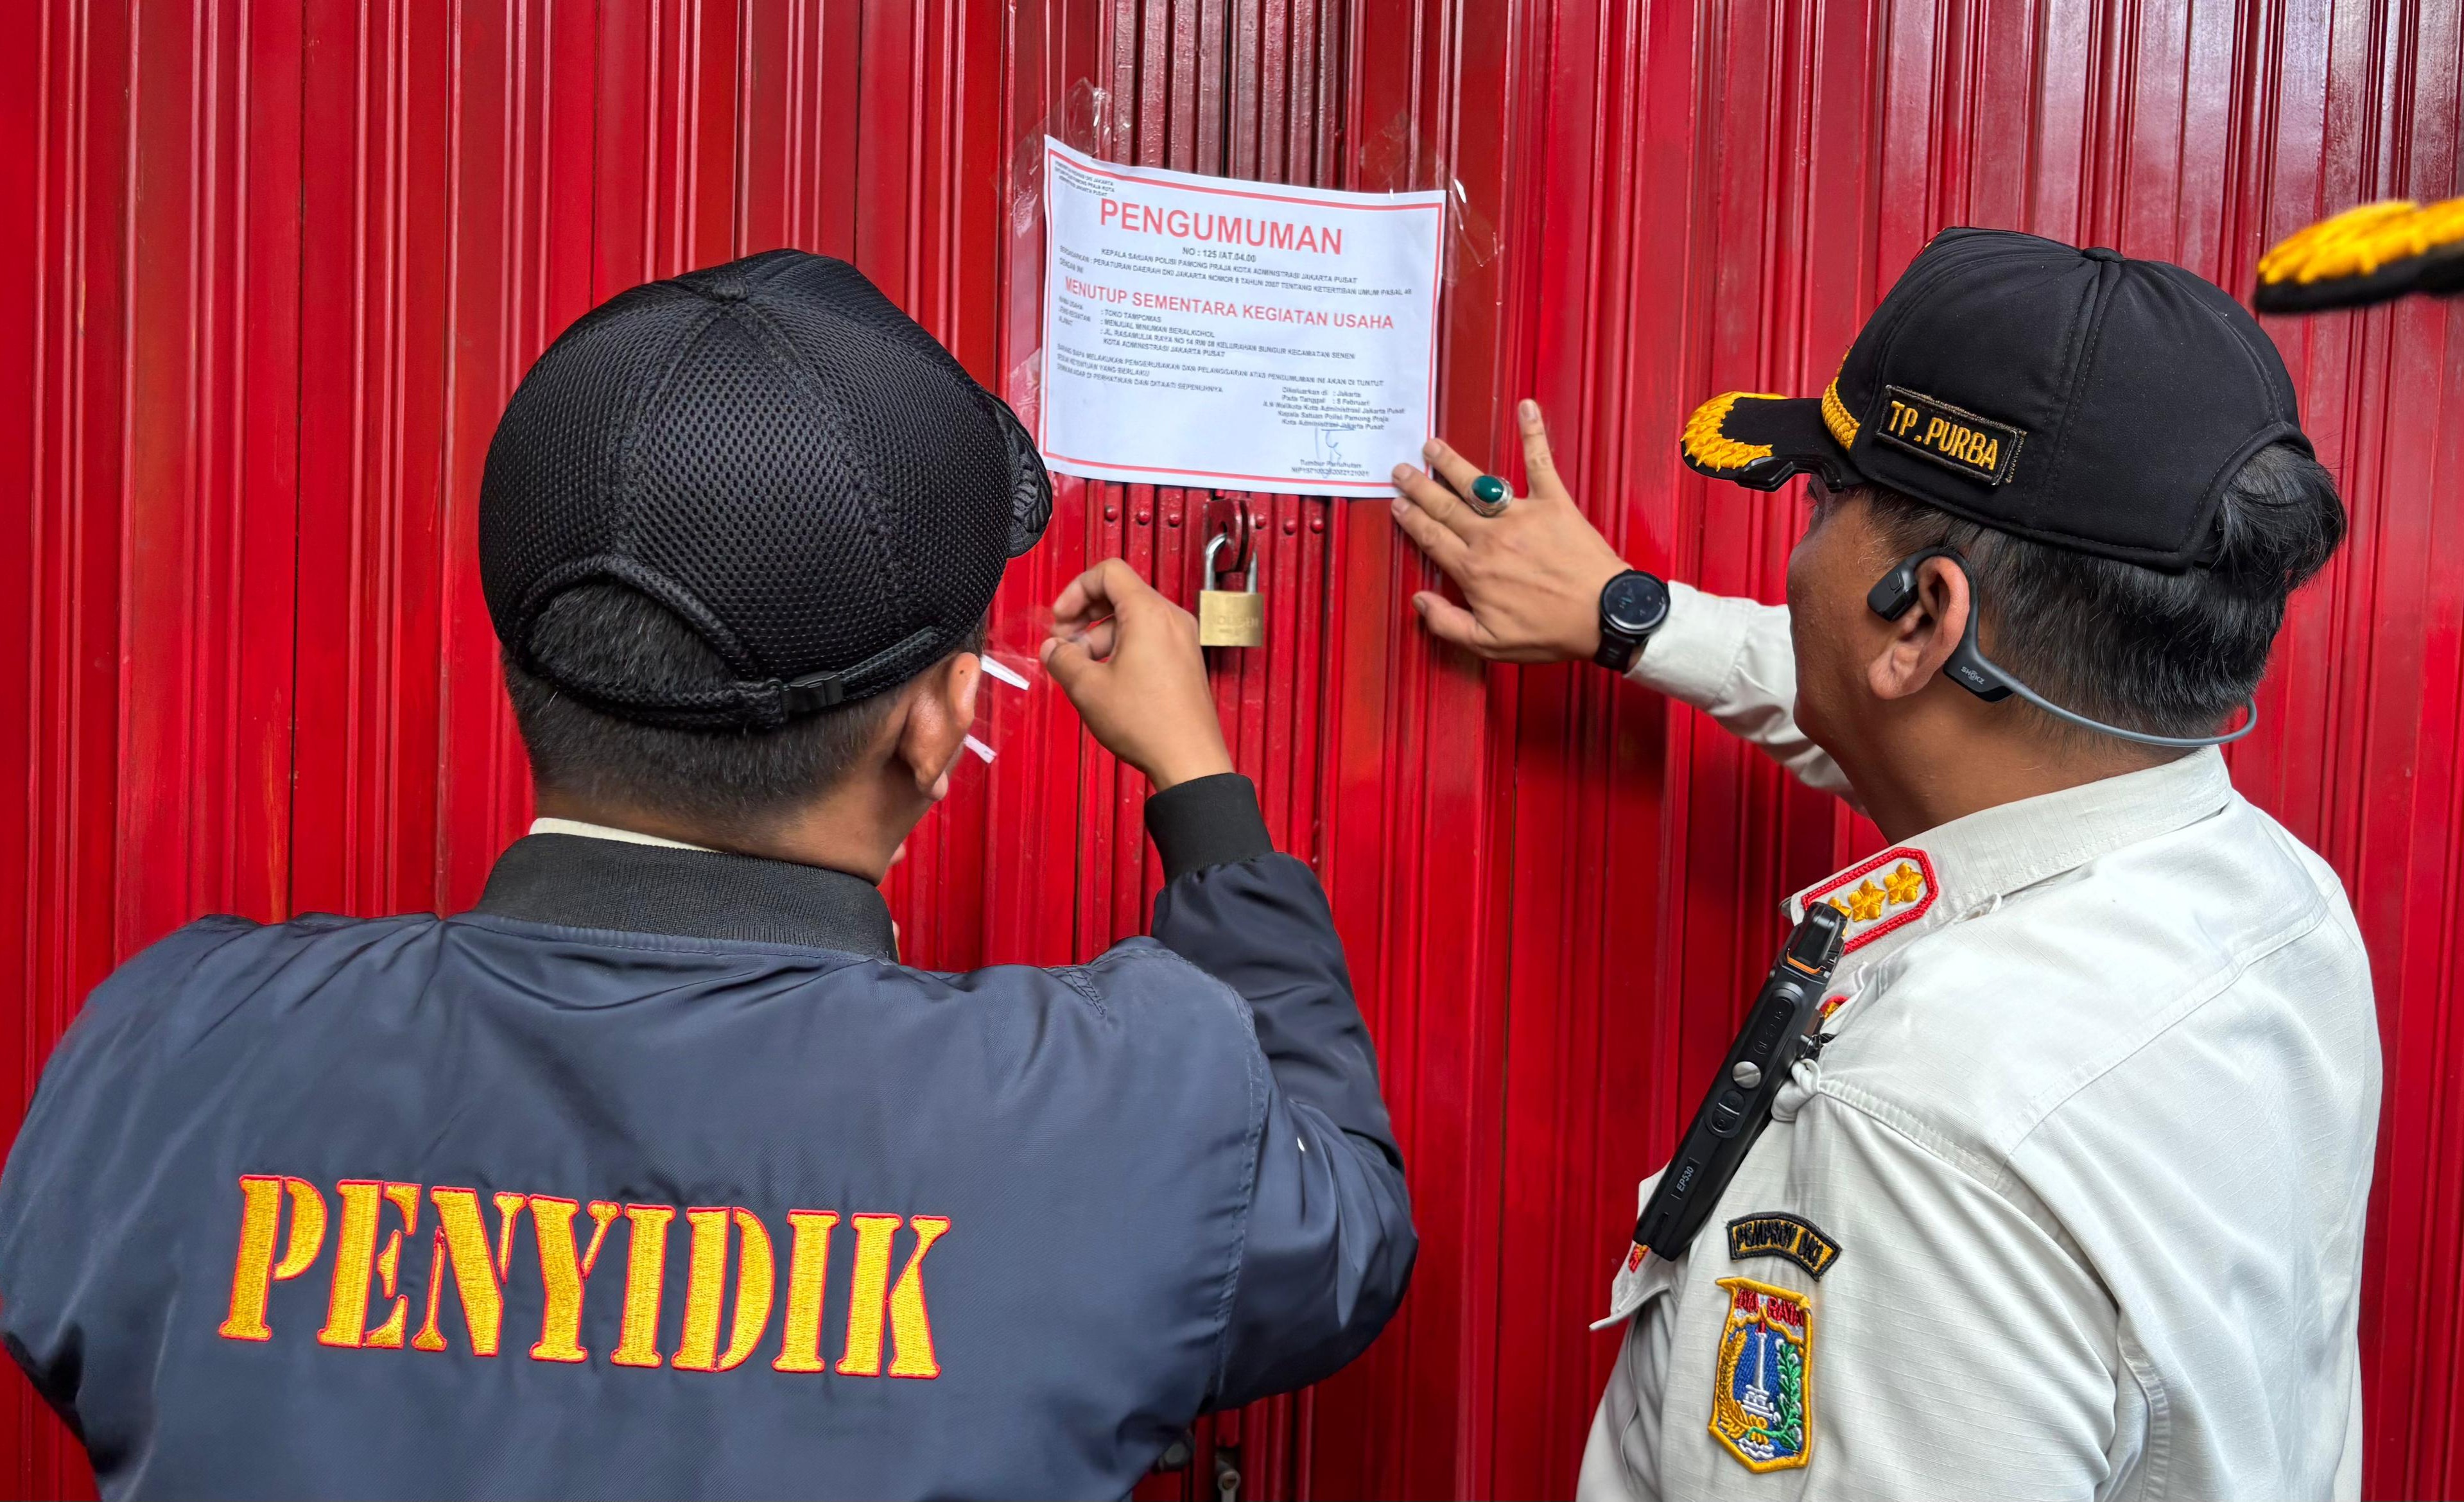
[1866,564,1922,621]
[1868,547,2014,703]
[1866,545,2260,745]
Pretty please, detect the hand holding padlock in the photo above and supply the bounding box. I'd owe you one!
[1197,533,1266,648]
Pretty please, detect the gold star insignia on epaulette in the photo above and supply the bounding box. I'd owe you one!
[1797,848,1940,956]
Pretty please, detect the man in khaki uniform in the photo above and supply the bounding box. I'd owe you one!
[1389,229,2379,1499]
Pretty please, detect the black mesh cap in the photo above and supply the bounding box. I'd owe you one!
[478,249,1053,730]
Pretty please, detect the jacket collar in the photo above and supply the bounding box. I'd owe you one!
[471,831,899,960]
[1784,747,2237,967]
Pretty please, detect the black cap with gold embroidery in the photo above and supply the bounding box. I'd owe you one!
[2254,198,2464,313]
[1679,227,2311,571]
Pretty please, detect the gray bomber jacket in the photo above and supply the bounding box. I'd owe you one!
[0,774,1415,1499]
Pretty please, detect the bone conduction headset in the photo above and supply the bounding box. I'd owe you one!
[1868,548,2258,750]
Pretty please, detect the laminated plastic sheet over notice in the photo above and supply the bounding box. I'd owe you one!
[1036,138,1445,495]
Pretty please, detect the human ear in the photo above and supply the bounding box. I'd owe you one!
[1866,557,1971,702]
[897,652,983,802]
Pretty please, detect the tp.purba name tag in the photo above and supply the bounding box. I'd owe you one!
[1874,384,2026,485]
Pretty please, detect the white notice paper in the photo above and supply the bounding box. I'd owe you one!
[1036,138,1446,496]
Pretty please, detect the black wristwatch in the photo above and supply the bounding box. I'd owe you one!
[1595,569,1671,671]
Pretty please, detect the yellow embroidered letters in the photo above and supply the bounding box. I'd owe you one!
[218,1176,327,1341]
[1875,385,2025,485]
[609,1204,675,1368]
[318,1180,421,1349]
[216,1177,950,1381]
[673,1207,776,1373]
[838,1213,949,1379]
[524,1196,612,1362]
[772,1210,841,1374]
[412,1187,508,1355]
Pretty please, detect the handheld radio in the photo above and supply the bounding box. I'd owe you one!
[1630,902,1848,1262]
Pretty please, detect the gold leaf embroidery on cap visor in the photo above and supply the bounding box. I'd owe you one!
[1681,392,1789,472]
[2259,197,2464,285]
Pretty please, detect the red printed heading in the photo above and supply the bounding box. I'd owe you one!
[1060,276,1395,329]
[1098,198,1345,255]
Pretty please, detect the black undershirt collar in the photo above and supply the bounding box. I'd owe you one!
[465,774,1271,959]
[472,834,901,958]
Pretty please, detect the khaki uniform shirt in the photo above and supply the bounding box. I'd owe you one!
[1579,583,2380,1501]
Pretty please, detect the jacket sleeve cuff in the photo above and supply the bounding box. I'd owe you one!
[1145,773,1274,881]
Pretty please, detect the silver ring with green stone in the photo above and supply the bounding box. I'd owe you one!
[1466,473,1511,516]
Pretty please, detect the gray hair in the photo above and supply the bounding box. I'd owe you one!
[1842,441,2345,745]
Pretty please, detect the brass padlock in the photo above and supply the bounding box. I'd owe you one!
[1197,533,1265,648]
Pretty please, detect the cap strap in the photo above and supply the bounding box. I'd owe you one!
[778,673,847,715]
[775,627,946,719]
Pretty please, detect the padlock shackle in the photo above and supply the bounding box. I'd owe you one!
[1196,530,1266,648]
[1203,531,1258,587]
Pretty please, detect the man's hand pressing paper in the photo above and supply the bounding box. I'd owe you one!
[1391,399,1631,663]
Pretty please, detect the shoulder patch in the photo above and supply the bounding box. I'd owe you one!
[1873,385,2025,485]
[1710,1277,1812,1473]
[1798,845,1937,953]
[1726,1213,1841,1278]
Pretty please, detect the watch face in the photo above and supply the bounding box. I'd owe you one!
[1604,572,1670,635]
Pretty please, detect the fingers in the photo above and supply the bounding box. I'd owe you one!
[1049,576,1102,629]
[1041,619,1115,663]
[1423,438,1491,503]
[1051,557,1150,629]
[1391,460,1471,528]
[1048,562,1112,626]
[1516,399,1568,501]
[1410,592,1504,655]
[1049,559,1193,680]
[1401,404,1572,518]
[1389,495,1471,573]
[1044,562,1146,693]
[1039,634,1098,694]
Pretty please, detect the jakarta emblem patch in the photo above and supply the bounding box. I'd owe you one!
[1710,1277,1812,1472]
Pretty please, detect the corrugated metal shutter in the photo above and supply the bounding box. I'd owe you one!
[4,3,2457,1497]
